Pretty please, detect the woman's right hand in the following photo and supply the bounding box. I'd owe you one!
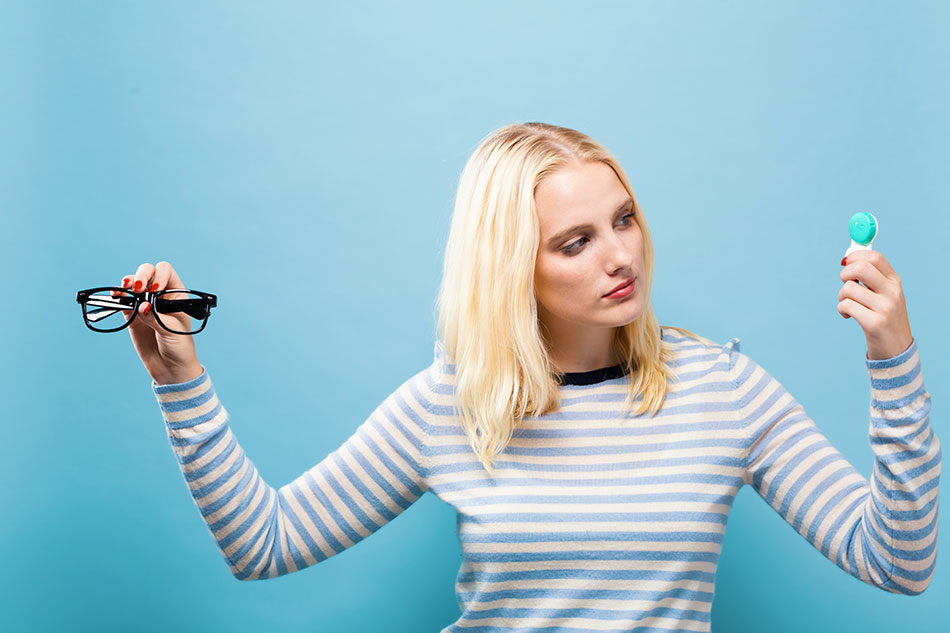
[119,261,204,386]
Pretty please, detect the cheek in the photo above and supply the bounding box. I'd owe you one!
[632,227,645,257]
[537,259,589,300]
[535,257,564,295]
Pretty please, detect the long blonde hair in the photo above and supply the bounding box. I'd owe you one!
[435,122,714,474]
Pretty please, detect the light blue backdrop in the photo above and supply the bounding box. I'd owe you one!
[2,1,946,631]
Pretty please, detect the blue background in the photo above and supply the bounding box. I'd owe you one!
[2,1,947,631]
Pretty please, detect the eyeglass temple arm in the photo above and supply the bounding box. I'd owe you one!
[154,297,214,320]
[83,296,137,323]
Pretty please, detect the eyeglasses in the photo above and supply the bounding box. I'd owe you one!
[76,287,218,335]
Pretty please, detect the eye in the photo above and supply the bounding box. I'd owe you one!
[560,212,636,256]
[561,237,588,255]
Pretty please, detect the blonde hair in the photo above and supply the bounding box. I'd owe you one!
[435,122,715,474]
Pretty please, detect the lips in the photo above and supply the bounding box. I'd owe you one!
[604,278,635,297]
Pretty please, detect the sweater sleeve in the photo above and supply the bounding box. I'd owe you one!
[151,365,435,581]
[731,337,940,595]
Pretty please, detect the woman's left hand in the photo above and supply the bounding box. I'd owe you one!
[838,250,914,360]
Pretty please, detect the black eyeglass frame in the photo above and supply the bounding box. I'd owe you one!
[76,287,218,335]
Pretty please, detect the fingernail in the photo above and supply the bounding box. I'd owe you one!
[122,276,130,287]
[840,257,848,266]
[151,283,159,292]
[134,280,143,291]
[143,303,151,314]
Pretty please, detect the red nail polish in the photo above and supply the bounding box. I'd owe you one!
[134,280,143,291]
[840,257,848,266]
[151,283,159,292]
[143,303,151,314]
[122,277,130,286]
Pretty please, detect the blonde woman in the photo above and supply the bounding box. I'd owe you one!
[120,122,938,632]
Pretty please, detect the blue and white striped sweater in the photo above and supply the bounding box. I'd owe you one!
[152,328,939,632]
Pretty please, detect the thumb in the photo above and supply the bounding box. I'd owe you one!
[130,301,163,334]
[126,300,162,362]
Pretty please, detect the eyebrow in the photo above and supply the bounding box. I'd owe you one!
[546,197,634,247]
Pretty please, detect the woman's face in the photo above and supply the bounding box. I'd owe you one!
[533,160,644,346]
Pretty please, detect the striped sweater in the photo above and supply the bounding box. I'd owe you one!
[152,328,940,632]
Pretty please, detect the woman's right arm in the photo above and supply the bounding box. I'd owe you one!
[152,365,433,580]
[124,262,433,580]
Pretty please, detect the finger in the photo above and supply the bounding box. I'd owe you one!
[837,279,887,313]
[151,262,173,293]
[135,293,189,336]
[111,274,138,298]
[837,296,870,324]
[843,250,898,283]
[130,298,161,333]
[837,297,883,332]
[837,299,850,318]
[132,262,157,293]
[128,299,157,334]
[840,257,891,294]
[153,261,186,292]
[126,306,159,357]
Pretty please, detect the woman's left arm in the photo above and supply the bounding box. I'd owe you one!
[736,250,940,595]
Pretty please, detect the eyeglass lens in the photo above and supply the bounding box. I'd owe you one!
[152,290,210,334]
[83,289,138,331]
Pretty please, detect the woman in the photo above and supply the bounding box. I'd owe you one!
[121,122,938,632]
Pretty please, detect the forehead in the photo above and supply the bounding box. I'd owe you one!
[534,161,627,223]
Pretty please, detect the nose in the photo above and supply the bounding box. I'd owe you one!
[603,231,635,272]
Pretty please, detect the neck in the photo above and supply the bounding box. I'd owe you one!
[540,319,620,373]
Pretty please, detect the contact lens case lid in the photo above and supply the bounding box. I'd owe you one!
[849,212,878,246]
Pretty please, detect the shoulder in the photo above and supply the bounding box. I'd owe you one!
[661,325,741,365]
[365,343,450,417]
[362,347,448,439]
[395,344,449,407]
[658,326,746,393]
[390,341,455,416]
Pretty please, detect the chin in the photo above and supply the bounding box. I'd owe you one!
[612,304,643,327]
